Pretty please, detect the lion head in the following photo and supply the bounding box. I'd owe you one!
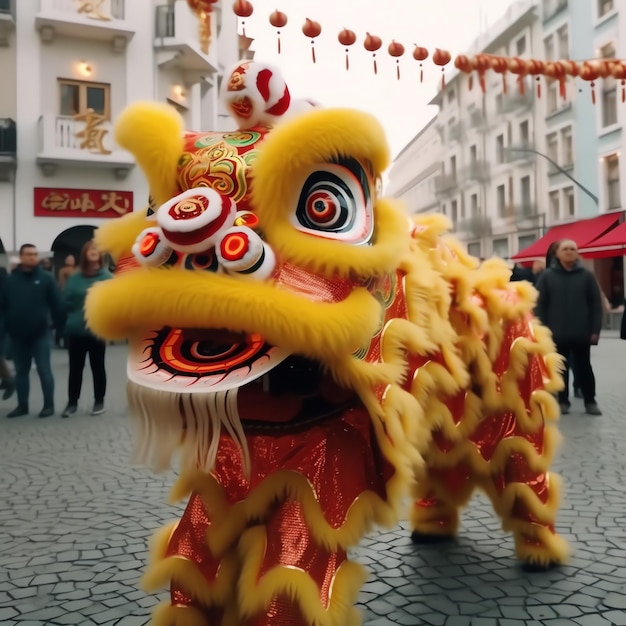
[85,61,463,477]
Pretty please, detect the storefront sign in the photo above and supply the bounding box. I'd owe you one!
[34,188,133,218]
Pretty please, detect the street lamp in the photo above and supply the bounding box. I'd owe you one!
[508,147,599,207]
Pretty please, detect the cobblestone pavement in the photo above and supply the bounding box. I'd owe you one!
[1,336,625,625]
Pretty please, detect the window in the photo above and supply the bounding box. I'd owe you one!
[497,184,506,217]
[561,126,573,166]
[496,134,504,164]
[467,242,481,258]
[563,186,575,217]
[518,234,536,251]
[549,190,560,221]
[521,175,532,213]
[557,26,569,59]
[495,94,503,114]
[447,88,456,103]
[519,120,530,145]
[544,34,555,61]
[601,43,617,127]
[547,80,558,115]
[493,238,509,258]
[470,193,478,217]
[450,199,458,222]
[450,155,457,179]
[516,36,526,56]
[546,132,558,166]
[606,153,621,209]
[598,0,614,18]
[59,79,110,118]
[470,144,477,163]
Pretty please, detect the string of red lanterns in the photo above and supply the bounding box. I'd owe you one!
[203,1,626,105]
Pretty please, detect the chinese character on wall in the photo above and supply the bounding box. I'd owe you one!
[74,109,112,155]
[34,188,133,219]
[76,0,111,21]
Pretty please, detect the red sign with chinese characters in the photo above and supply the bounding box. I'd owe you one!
[34,188,133,218]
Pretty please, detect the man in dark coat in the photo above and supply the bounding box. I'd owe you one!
[535,239,603,415]
[0,266,15,399]
[0,244,63,418]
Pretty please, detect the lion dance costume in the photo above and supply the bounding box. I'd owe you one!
[85,61,569,626]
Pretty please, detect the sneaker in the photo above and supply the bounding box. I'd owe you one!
[585,402,602,416]
[62,404,78,418]
[38,406,54,418]
[559,402,570,415]
[91,402,106,416]
[573,388,583,399]
[7,406,28,418]
[2,380,14,400]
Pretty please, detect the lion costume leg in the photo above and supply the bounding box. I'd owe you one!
[237,499,364,626]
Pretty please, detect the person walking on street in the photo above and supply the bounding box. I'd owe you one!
[535,239,603,416]
[57,254,76,290]
[0,266,15,400]
[61,241,112,418]
[1,244,63,418]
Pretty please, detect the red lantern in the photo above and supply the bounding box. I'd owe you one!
[338,28,356,70]
[302,18,322,64]
[473,54,491,93]
[388,41,405,80]
[490,55,509,94]
[580,61,601,105]
[364,32,383,74]
[186,0,219,54]
[506,57,528,95]
[454,54,475,90]
[269,10,288,54]
[432,48,451,90]
[525,59,545,98]
[233,0,254,37]
[414,46,429,83]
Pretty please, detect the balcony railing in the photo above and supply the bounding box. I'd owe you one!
[36,114,135,177]
[154,1,218,81]
[543,0,568,23]
[465,160,490,182]
[41,0,125,20]
[434,174,458,195]
[0,0,12,15]
[448,122,463,143]
[500,91,534,114]
[0,118,16,156]
[458,215,492,237]
[505,144,536,163]
[468,109,488,131]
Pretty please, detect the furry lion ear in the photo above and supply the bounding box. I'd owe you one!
[114,102,184,207]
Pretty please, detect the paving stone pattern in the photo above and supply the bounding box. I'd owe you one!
[1,337,625,625]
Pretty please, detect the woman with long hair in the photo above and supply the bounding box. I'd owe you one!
[61,241,112,417]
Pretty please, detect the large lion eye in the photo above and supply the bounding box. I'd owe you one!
[292,158,373,244]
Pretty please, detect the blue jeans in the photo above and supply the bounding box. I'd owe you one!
[10,334,55,410]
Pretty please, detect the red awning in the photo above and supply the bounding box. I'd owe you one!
[579,220,626,258]
[511,212,623,263]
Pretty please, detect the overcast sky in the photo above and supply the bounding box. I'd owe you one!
[243,0,520,159]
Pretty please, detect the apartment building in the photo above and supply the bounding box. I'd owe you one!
[389,0,625,273]
[0,0,250,263]
[386,117,441,214]
[389,0,544,260]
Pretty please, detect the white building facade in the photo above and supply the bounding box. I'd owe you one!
[386,117,441,215]
[389,0,626,268]
[0,0,250,264]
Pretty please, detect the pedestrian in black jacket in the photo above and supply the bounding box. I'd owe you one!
[535,239,603,415]
[0,244,63,418]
